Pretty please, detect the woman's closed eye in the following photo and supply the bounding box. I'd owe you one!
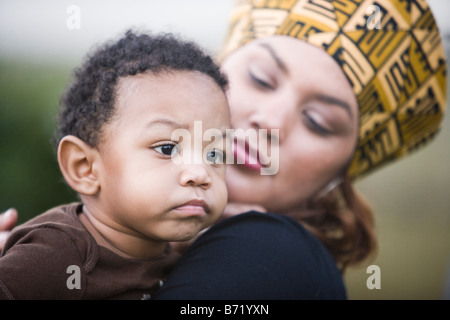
[248,70,273,90]
[302,111,332,136]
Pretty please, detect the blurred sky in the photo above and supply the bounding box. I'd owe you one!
[0,0,449,64]
[0,0,234,64]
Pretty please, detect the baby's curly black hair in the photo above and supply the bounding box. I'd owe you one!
[56,29,228,148]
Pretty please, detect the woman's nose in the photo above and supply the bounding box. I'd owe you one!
[248,96,296,142]
[179,164,212,189]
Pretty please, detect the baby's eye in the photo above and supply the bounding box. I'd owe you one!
[205,149,224,165]
[153,143,180,157]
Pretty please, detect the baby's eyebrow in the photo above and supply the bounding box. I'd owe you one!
[145,118,189,130]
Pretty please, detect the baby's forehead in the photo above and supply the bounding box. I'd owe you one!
[115,72,151,98]
[115,69,221,97]
[111,70,229,126]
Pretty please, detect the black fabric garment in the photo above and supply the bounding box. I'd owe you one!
[153,211,347,300]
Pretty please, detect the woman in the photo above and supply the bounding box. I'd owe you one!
[1,0,447,299]
[0,209,17,249]
[153,0,447,299]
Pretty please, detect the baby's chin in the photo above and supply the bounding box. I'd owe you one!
[166,224,208,243]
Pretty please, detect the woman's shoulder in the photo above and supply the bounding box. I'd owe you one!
[154,210,347,300]
[209,210,328,254]
[210,211,341,271]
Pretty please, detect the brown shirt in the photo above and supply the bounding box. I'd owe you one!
[0,202,180,300]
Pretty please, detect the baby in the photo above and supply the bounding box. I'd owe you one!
[0,30,230,299]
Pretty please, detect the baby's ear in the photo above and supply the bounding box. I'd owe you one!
[57,135,101,196]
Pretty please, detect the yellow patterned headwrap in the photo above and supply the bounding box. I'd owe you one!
[221,0,447,179]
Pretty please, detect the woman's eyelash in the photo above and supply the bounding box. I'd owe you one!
[303,112,332,136]
[249,71,272,89]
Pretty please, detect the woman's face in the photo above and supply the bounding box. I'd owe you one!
[221,36,359,214]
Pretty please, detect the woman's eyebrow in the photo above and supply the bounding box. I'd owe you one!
[315,94,354,120]
[258,43,288,74]
[257,43,354,119]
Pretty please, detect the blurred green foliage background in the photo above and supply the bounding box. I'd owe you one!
[0,60,78,218]
[0,0,449,300]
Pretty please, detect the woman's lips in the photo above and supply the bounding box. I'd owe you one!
[233,139,263,172]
